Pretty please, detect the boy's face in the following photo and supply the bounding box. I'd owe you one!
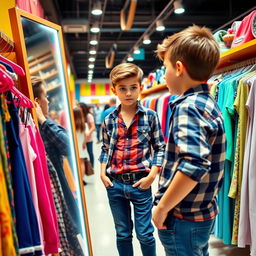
[35,85,49,116]
[112,76,143,107]
[163,52,185,95]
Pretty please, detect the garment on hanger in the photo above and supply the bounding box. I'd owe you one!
[238,75,256,255]
[0,103,16,256]
[5,93,42,255]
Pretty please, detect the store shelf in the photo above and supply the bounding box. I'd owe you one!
[41,69,58,80]
[30,60,55,75]
[28,52,52,68]
[141,83,167,98]
[217,38,256,69]
[46,83,61,92]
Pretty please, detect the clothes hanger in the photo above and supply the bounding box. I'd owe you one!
[0,54,25,76]
[0,68,33,108]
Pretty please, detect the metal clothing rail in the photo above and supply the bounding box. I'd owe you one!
[214,56,256,75]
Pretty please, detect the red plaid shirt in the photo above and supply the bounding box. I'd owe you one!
[110,112,148,174]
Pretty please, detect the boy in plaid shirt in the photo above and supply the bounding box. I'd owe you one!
[153,25,226,255]
[99,63,165,256]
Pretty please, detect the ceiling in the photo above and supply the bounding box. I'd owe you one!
[39,0,256,80]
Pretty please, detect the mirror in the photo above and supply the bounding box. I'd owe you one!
[9,8,92,256]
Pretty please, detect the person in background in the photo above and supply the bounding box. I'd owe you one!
[94,103,102,144]
[79,102,96,168]
[101,97,117,122]
[73,106,87,185]
[99,63,165,256]
[153,25,226,256]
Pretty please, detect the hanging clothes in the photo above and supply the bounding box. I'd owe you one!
[0,102,16,256]
[0,95,19,254]
[238,75,256,255]
[27,119,60,254]
[5,93,42,255]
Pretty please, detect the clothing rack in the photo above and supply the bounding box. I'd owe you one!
[214,56,256,75]
[0,30,14,57]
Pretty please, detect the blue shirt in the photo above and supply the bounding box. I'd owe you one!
[154,84,226,221]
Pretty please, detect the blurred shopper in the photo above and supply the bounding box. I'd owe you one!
[79,102,96,168]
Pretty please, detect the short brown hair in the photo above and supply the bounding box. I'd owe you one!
[109,63,143,87]
[31,76,44,98]
[156,25,220,81]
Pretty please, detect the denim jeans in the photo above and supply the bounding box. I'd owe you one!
[106,179,156,256]
[158,214,215,256]
[86,141,94,168]
[96,124,101,141]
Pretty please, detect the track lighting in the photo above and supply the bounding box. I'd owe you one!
[90,35,98,45]
[91,2,102,16]
[133,46,140,54]
[89,57,96,62]
[174,0,185,14]
[156,20,165,31]
[90,22,100,33]
[88,64,94,69]
[127,55,134,62]
[143,35,151,45]
[89,48,97,54]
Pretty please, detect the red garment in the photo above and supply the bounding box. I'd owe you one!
[16,0,45,18]
[27,124,60,254]
[161,95,171,142]
[110,113,147,174]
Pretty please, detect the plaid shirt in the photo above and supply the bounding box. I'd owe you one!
[154,84,226,221]
[99,101,165,174]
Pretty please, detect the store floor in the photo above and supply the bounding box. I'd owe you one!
[84,139,250,256]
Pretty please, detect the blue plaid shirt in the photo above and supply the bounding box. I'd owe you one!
[154,84,226,221]
[40,120,70,173]
[99,101,165,173]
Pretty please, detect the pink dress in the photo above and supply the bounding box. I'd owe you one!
[27,120,60,254]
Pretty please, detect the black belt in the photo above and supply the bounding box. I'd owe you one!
[108,172,148,184]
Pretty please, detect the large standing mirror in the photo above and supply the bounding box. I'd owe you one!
[9,8,92,256]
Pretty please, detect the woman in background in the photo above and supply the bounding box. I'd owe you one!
[79,102,95,168]
[73,106,87,184]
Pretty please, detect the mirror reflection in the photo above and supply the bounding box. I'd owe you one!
[21,17,89,255]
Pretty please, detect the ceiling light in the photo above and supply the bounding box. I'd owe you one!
[156,20,165,31]
[174,0,185,14]
[90,39,98,45]
[143,35,151,45]
[88,79,92,83]
[134,46,140,54]
[89,48,97,54]
[90,22,100,33]
[127,55,134,62]
[88,64,94,69]
[88,70,93,74]
[91,2,102,16]
[89,57,96,62]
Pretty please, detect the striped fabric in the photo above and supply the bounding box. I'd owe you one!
[99,101,165,174]
[154,84,226,221]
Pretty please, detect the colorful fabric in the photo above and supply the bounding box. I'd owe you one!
[0,109,16,256]
[110,113,149,173]
[229,74,250,244]
[155,84,226,221]
[0,95,19,253]
[99,101,165,173]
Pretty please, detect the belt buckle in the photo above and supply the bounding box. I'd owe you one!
[121,173,131,182]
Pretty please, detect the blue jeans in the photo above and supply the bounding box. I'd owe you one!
[158,214,215,256]
[106,179,156,256]
[86,141,94,168]
[96,124,101,141]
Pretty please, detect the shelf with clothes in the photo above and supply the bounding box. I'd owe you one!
[208,37,256,254]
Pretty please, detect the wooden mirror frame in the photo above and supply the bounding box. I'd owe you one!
[9,7,93,256]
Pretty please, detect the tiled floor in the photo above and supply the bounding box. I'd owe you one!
[84,140,250,256]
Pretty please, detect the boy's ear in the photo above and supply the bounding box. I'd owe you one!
[175,61,185,76]
[111,86,117,95]
[34,97,40,103]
